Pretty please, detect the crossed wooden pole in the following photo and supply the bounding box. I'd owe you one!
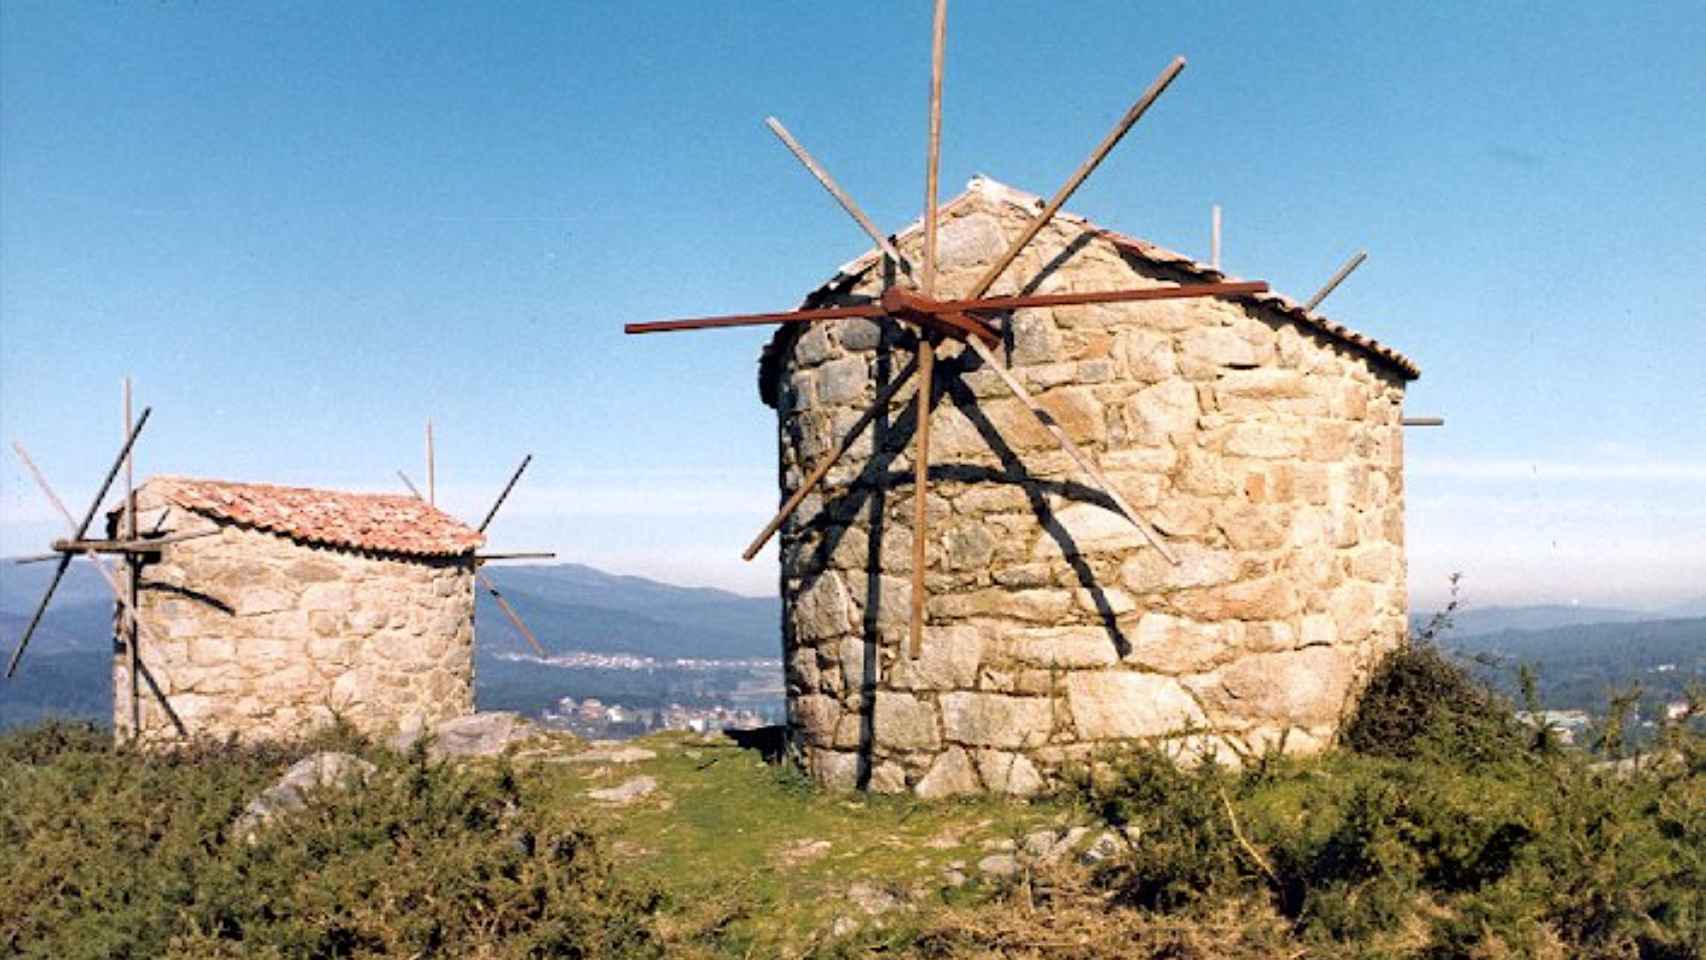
[625,7,1293,658]
[11,434,188,737]
[398,455,550,658]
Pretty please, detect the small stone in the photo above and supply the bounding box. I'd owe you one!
[977,853,1020,877]
[587,775,658,804]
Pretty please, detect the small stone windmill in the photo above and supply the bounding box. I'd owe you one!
[626,7,1263,656]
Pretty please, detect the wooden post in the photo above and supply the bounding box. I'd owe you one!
[123,379,140,737]
[426,419,436,506]
[1304,250,1367,312]
[963,336,1176,564]
[765,117,909,274]
[910,0,948,659]
[743,357,921,561]
[1400,417,1444,427]
[1211,205,1222,270]
[478,454,532,533]
[967,56,1186,299]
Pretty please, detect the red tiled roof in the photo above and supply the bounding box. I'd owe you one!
[143,477,484,557]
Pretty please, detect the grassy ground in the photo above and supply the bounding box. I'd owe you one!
[534,731,1084,955]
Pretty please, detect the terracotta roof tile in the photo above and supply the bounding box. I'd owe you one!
[140,477,483,558]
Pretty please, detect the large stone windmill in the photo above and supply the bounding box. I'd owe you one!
[627,4,1421,794]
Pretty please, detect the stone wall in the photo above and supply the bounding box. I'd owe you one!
[111,495,476,744]
[770,186,1409,795]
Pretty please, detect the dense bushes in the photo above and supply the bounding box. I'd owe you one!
[0,722,662,959]
[1071,645,1706,959]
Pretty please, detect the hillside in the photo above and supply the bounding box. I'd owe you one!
[5,703,1703,958]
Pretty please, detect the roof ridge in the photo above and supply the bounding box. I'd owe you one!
[134,475,483,558]
[794,175,1417,381]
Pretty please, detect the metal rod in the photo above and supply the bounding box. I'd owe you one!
[765,117,909,274]
[967,56,1187,299]
[397,470,422,499]
[12,442,187,736]
[963,335,1177,564]
[944,280,1268,315]
[1401,417,1444,427]
[743,356,922,561]
[1303,250,1367,312]
[478,454,532,533]
[624,282,1262,338]
[1211,204,1222,270]
[625,301,886,336]
[6,407,152,679]
[474,551,557,562]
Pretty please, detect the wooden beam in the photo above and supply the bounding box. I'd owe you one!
[967,56,1186,300]
[475,551,558,562]
[42,529,218,556]
[765,117,910,274]
[910,0,948,660]
[479,570,546,657]
[743,356,921,561]
[962,334,1177,564]
[1211,204,1222,270]
[426,419,436,507]
[1401,417,1444,427]
[6,408,152,679]
[1303,250,1367,312]
[124,377,139,737]
[397,471,546,657]
[478,454,532,533]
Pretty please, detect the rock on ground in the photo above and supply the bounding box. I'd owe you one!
[556,745,657,765]
[587,775,658,804]
[233,751,375,841]
[389,711,541,759]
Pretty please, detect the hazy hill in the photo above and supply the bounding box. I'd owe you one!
[1443,616,1705,715]
[476,564,777,660]
[1411,603,1649,637]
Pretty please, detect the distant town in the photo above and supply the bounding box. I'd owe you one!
[492,650,782,673]
[540,696,772,740]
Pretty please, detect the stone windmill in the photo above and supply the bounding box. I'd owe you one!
[627,4,1424,794]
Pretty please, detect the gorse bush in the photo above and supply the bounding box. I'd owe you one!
[1339,639,1527,763]
[1067,644,1706,959]
[0,722,662,959]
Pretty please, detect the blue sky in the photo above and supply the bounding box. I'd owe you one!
[2,2,1702,608]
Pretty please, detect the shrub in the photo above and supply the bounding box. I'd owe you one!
[1340,640,1527,764]
[0,721,661,959]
